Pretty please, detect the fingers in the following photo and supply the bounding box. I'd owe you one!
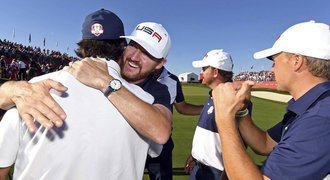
[240,81,254,92]
[20,110,54,132]
[236,81,254,101]
[11,79,67,131]
[14,92,62,130]
[36,96,65,127]
[184,161,196,174]
[20,114,38,132]
[40,79,67,121]
[44,79,68,93]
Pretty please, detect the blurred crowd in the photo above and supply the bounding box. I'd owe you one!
[234,70,275,82]
[0,39,79,80]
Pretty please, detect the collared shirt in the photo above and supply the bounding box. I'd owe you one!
[137,72,171,112]
[264,80,330,179]
[156,67,185,106]
[192,91,252,171]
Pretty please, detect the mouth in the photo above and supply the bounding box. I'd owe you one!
[128,61,139,68]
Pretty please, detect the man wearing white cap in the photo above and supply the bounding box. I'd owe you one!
[212,20,330,179]
[188,49,252,180]
[64,21,173,146]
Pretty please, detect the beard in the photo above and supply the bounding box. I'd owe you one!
[121,66,151,84]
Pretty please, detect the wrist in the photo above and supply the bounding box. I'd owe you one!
[235,108,249,118]
[103,78,122,97]
[100,77,113,94]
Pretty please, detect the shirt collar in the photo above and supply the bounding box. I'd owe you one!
[288,80,330,115]
[155,67,168,80]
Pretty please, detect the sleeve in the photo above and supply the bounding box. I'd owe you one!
[267,121,283,143]
[147,140,163,158]
[262,114,330,179]
[0,108,21,167]
[150,82,171,111]
[173,75,185,103]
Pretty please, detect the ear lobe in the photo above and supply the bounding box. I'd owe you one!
[213,68,219,77]
[155,59,166,70]
[293,55,304,72]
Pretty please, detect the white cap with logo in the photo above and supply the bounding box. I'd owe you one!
[254,20,330,60]
[192,49,233,72]
[121,22,171,59]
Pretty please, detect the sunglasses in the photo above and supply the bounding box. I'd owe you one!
[202,66,210,71]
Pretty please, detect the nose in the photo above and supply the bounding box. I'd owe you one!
[130,47,142,61]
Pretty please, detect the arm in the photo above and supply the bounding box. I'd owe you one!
[107,87,172,144]
[0,167,10,180]
[184,154,196,174]
[64,58,171,144]
[212,81,269,180]
[174,101,203,115]
[0,80,67,131]
[172,76,203,115]
[238,115,277,155]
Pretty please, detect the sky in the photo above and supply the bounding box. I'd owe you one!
[0,0,329,76]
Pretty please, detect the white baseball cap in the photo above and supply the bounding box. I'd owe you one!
[192,49,233,72]
[121,22,171,59]
[254,20,330,60]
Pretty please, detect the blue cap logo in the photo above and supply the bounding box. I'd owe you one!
[91,23,104,37]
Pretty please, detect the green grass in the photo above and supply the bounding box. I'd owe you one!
[144,83,287,180]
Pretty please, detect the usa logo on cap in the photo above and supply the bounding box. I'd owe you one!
[91,23,104,36]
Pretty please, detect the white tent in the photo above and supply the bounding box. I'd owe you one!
[178,72,199,83]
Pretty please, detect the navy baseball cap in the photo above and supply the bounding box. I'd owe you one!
[82,9,124,40]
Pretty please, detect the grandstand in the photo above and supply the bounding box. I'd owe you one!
[0,38,78,80]
[234,70,277,89]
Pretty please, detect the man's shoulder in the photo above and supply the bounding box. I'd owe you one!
[147,77,168,92]
[29,71,64,83]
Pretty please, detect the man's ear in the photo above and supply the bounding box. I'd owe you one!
[213,68,219,78]
[155,58,167,70]
[292,54,305,72]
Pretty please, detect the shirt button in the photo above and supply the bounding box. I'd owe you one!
[284,126,288,130]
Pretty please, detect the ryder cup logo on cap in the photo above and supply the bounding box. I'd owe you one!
[254,20,330,60]
[121,22,171,59]
[82,9,124,40]
[192,49,233,72]
[91,23,104,36]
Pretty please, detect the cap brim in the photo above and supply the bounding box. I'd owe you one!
[120,35,162,59]
[192,60,208,68]
[253,47,281,60]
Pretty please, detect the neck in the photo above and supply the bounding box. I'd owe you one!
[290,75,327,100]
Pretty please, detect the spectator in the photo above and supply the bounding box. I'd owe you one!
[0,55,6,78]
[17,57,27,80]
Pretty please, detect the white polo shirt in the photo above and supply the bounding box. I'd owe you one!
[0,59,161,180]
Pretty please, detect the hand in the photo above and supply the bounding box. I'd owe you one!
[184,154,196,174]
[11,80,68,132]
[64,58,111,93]
[212,81,254,117]
[233,81,254,111]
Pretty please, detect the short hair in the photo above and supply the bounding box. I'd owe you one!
[305,56,330,79]
[218,69,233,82]
[75,39,127,61]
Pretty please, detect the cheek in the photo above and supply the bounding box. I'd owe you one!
[142,60,158,71]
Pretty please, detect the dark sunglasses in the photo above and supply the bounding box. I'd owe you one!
[202,66,210,71]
